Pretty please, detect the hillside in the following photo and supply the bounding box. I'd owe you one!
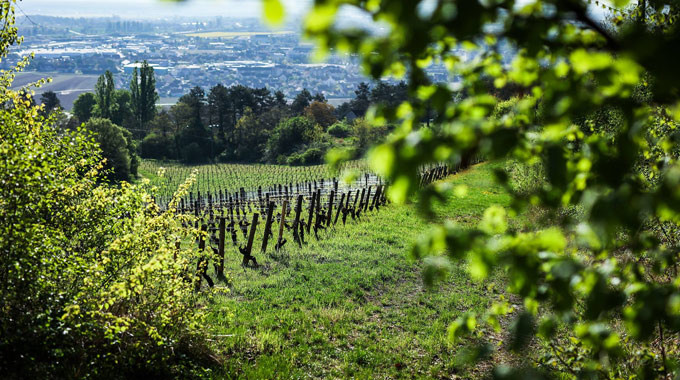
[202,162,515,378]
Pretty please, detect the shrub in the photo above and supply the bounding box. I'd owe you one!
[328,121,350,138]
[266,116,318,161]
[1,87,212,377]
[286,147,325,166]
[352,118,388,153]
[141,132,176,160]
[84,117,137,182]
[286,152,305,166]
[181,142,205,164]
[301,147,324,164]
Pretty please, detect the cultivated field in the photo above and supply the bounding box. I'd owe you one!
[139,159,373,203]
[12,71,99,110]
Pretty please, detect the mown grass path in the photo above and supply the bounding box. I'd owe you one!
[206,162,512,379]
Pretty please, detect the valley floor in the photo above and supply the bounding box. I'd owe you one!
[204,162,514,379]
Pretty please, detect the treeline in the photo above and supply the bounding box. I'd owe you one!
[133,80,407,165]
[42,62,409,181]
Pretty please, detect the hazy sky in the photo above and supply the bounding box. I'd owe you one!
[17,0,607,23]
[17,0,313,20]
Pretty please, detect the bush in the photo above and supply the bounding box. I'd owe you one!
[328,121,350,138]
[84,117,137,182]
[266,116,318,161]
[1,87,211,377]
[141,132,176,159]
[181,142,205,164]
[286,147,325,166]
[301,147,324,164]
[286,152,305,166]
[352,118,388,153]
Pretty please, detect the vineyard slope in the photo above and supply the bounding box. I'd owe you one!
[203,161,513,379]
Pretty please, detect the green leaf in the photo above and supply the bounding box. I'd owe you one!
[479,205,507,235]
[263,0,285,26]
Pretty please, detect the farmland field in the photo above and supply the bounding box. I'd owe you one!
[12,71,99,110]
[139,159,373,203]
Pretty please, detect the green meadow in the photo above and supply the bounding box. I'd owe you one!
[194,162,515,379]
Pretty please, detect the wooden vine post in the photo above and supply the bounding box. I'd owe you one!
[364,187,372,212]
[195,224,214,291]
[240,212,259,267]
[343,190,352,225]
[217,217,226,277]
[307,190,316,234]
[261,202,275,253]
[276,200,289,251]
[326,190,335,227]
[334,192,345,225]
[292,194,304,247]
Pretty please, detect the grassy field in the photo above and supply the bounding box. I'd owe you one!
[202,161,516,379]
[184,31,295,38]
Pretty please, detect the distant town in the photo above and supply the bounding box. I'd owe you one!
[8,15,454,110]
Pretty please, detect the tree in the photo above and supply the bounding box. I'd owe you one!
[140,132,175,159]
[94,70,115,120]
[179,86,206,125]
[39,91,61,115]
[304,101,337,128]
[266,116,318,161]
[349,82,370,116]
[178,86,212,162]
[305,0,680,377]
[290,88,312,115]
[369,81,408,109]
[169,101,193,134]
[274,90,287,108]
[207,83,230,141]
[352,118,387,153]
[227,85,256,127]
[312,92,326,103]
[84,117,135,182]
[148,110,172,137]
[251,87,275,112]
[72,92,96,122]
[130,60,158,133]
[110,89,134,130]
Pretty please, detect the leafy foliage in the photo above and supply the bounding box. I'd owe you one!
[72,92,96,123]
[266,115,319,163]
[0,5,210,376]
[130,60,159,132]
[84,117,138,182]
[302,0,680,377]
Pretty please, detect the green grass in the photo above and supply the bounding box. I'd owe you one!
[203,161,514,379]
